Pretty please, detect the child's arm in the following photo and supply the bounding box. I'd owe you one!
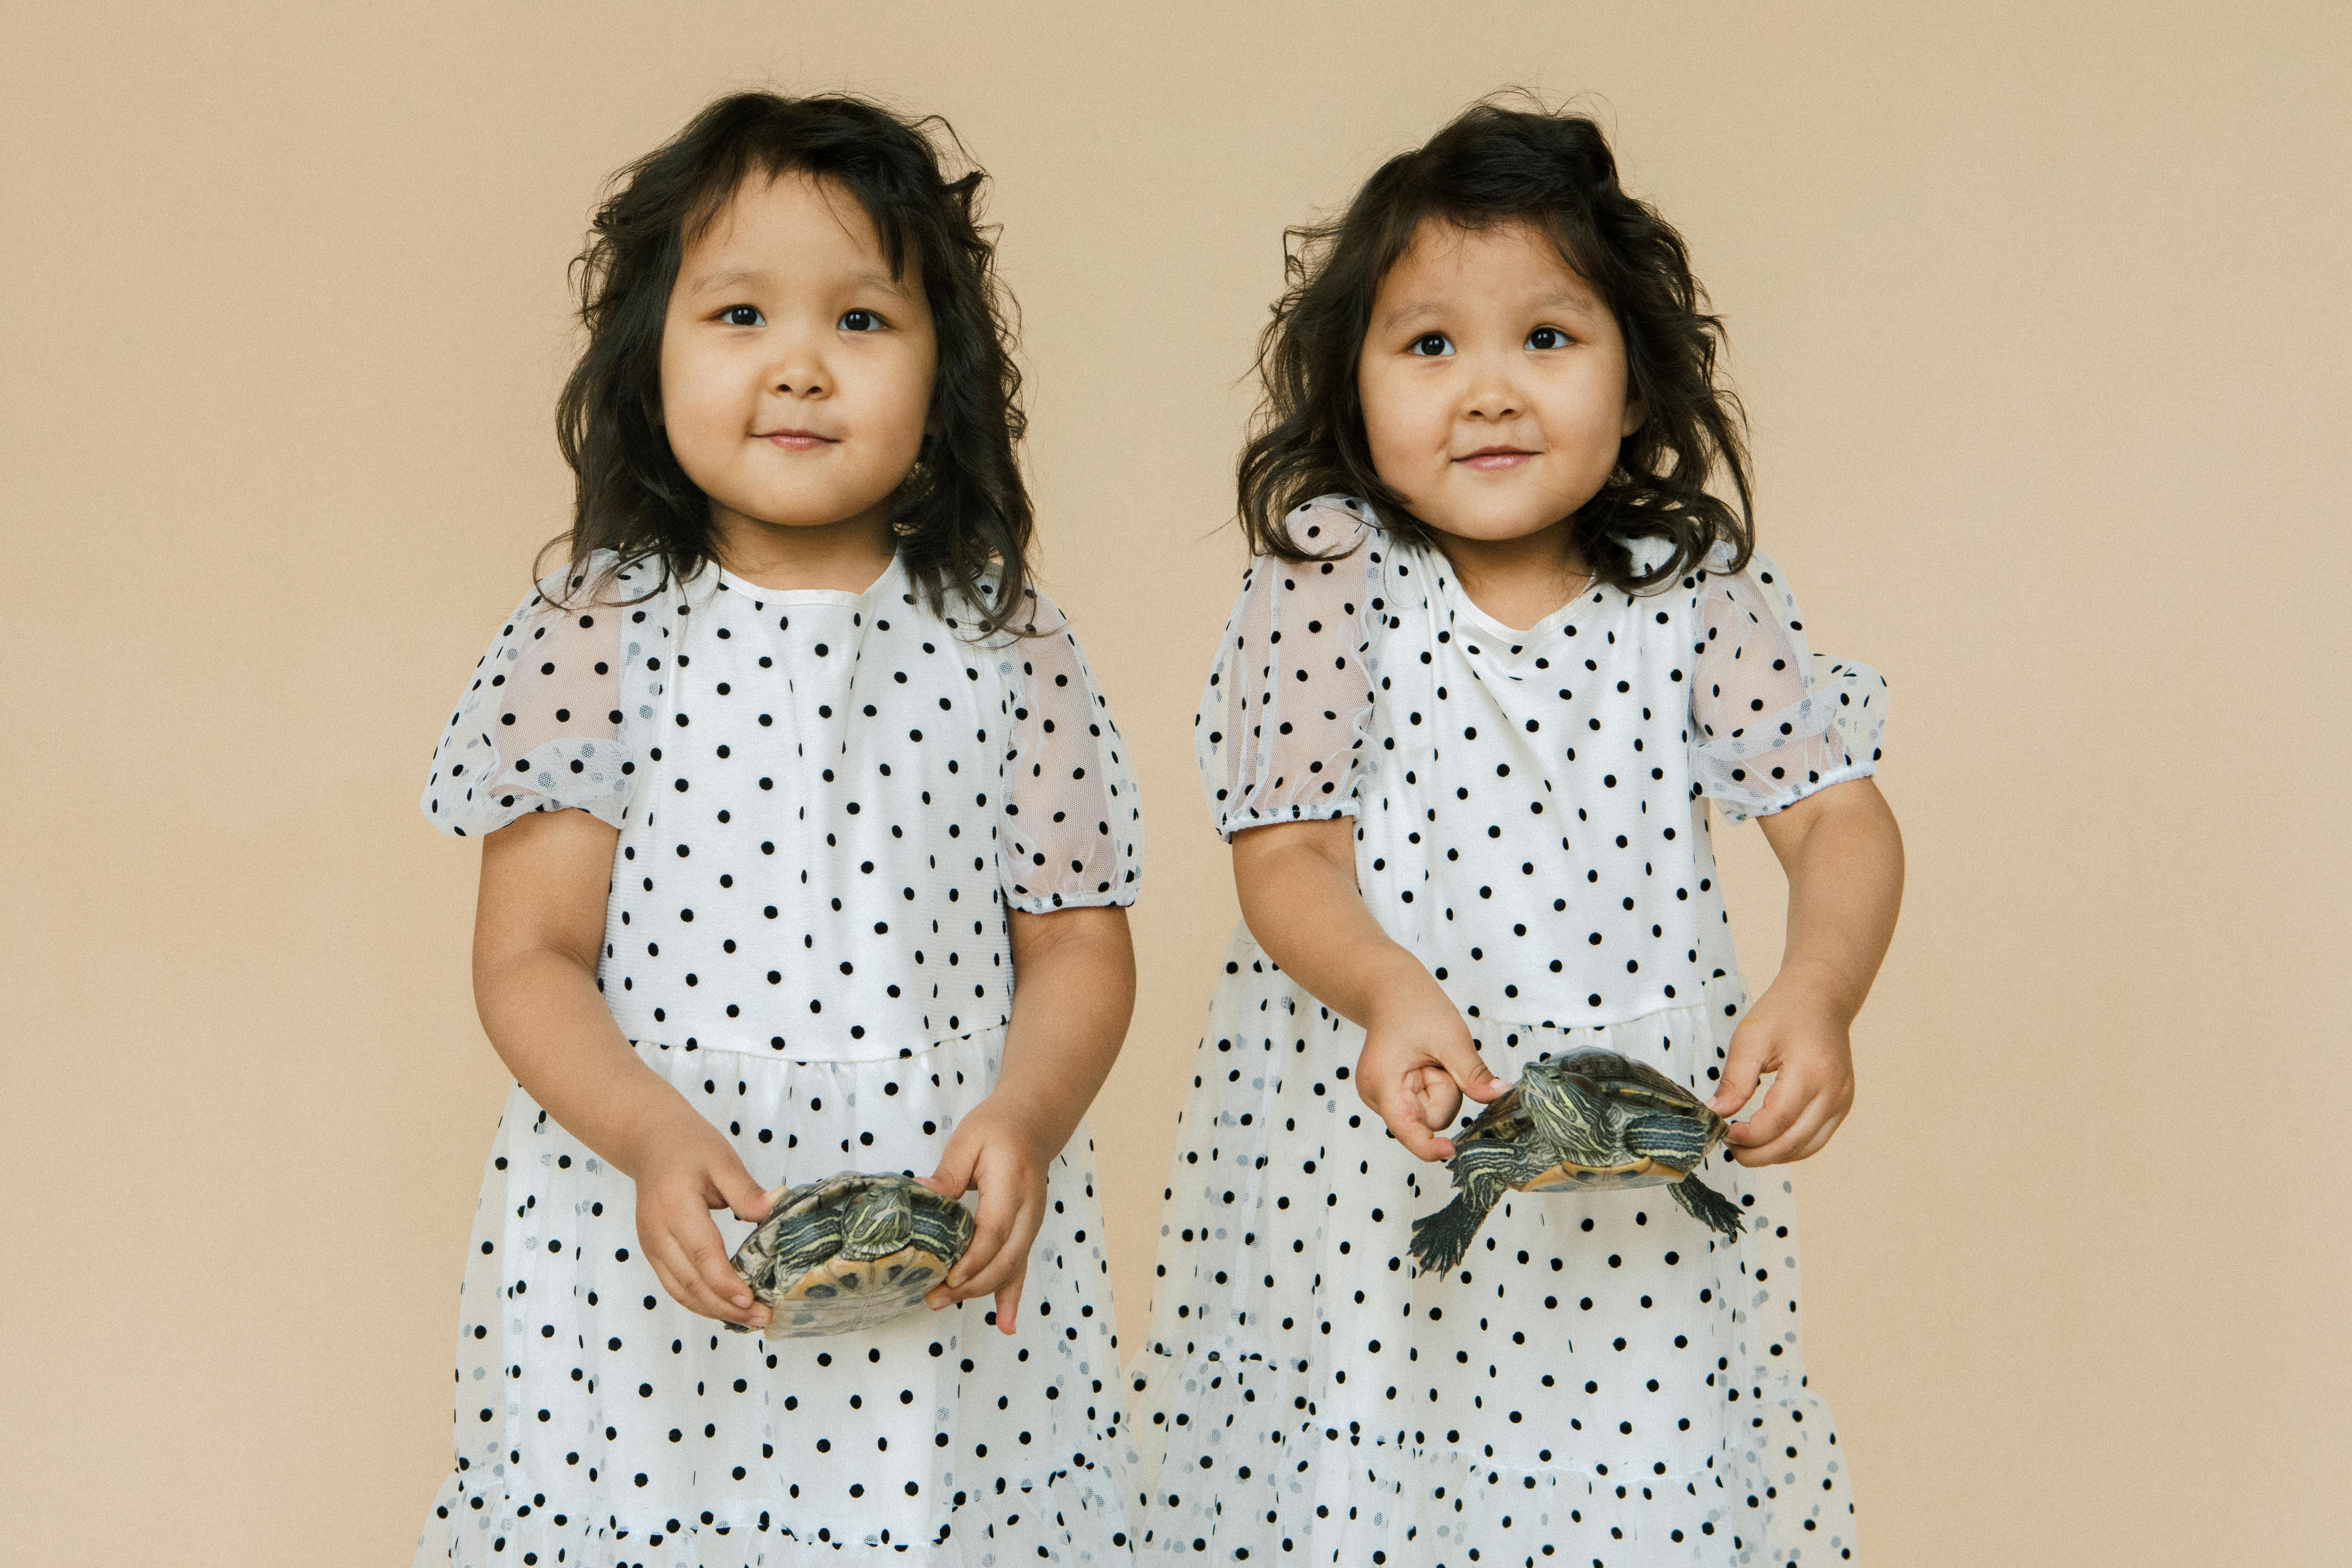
[1230,817,1506,1161]
[1708,776,1904,1162]
[921,904,1136,1333]
[473,807,775,1329]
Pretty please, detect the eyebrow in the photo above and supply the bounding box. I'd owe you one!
[1377,289,1601,327]
[685,263,909,296]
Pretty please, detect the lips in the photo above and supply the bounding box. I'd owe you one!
[1455,446,1536,470]
[756,428,837,449]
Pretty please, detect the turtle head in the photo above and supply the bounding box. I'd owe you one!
[841,1180,914,1257]
[1520,1058,1609,1149]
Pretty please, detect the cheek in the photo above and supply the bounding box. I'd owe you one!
[891,342,939,441]
[1357,369,1428,475]
[658,345,747,458]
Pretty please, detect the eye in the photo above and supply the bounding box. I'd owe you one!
[1527,327,1570,350]
[840,309,886,332]
[718,304,764,327]
[1408,332,1453,357]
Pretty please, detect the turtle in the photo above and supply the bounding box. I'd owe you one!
[724,1170,976,1338]
[1407,1047,1745,1276]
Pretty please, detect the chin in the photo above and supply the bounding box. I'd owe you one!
[1422,502,1574,543]
[731,493,888,530]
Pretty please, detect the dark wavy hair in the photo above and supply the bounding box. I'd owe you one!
[1238,97,1753,592]
[548,91,1036,635]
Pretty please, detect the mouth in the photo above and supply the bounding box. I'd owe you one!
[1454,446,1538,471]
[755,428,838,450]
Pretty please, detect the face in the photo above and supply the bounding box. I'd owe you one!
[1357,218,1642,550]
[659,173,937,541]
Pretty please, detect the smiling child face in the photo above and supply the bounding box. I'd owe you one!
[658,172,937,545]
[1356,218,1642,554]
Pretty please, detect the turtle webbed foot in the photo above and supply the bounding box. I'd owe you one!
[1671,1174,1745,1238]
[1408,1196,1492,1275]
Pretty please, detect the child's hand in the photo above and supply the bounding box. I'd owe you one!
[918,1097,1051,1334]
[1358,972,1506,1161]
[1709,978,1857,1165]
[632,1118,777,1330]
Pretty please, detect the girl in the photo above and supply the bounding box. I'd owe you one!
[415,93,1143,1566]
[1129,102,1902,1566]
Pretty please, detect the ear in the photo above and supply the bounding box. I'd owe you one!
[1619,391,1646,438]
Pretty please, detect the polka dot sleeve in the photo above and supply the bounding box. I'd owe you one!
[1194,498,1382,841]
[997,588,1144,912]
[1689,549,1888,823]
[420,569,640,837]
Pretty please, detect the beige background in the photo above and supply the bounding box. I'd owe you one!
[4,3,2345,1562]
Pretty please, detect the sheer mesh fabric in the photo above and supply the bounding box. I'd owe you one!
[997,588,1146,911]
[1690,548,1888,822]
[1194,501,1381,841]
[420,565,649,835]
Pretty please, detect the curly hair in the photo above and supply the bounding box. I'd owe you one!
[548,91,1036,635]
[1238,97,1754,592]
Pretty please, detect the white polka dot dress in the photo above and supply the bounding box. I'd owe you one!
[1126,498,1886,1566]
[415,550,1144,1567]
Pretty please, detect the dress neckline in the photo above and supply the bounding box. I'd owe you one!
[713,550,903,607]
[1427,546,1603,652]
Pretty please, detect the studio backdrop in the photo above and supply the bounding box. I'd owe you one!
[2,3,2344,1564]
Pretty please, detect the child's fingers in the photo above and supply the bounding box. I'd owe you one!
[1784,1099,1850,1163]
[1711,1023,1769,1117]
[1407,1064,1462,1132]
[720,1166,783,1224]
[1433,1035,1505,1105]
[920,1136,981,1202]
[1734,1086,1847,1166]
[951,1204,1038,1317]
[1378,1082,1456,1161]
[1724,1074,1800,1152]
[682,1218,764,1324]
[648,1217,763,1325]
[941,1171,1022,1299]
[992,1261,1030,1336]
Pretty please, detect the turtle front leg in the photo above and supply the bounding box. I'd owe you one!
[1409,1147,1516,1275]
[1622,1110,1713,1169]
[1669,1173,1746,1238]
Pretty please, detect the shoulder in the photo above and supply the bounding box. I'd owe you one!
[1698,538,1793,583]
[1005,580,1076,640]
[947,564,1076,643]
[1278,494,1380,559]
[1243,496,1384,597]
[1699,541,1798,612]
[521,548,666,619]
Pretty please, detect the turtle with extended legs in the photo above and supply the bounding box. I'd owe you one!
[1408,1048,1746,1275]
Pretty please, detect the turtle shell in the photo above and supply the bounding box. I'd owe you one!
[727,1171,975,1338]
[1458,1048,1727,1192]
[1551,1046,1713,1116]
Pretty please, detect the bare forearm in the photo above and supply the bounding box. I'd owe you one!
[1234,818,1431,1026]
[473,947,708,1180]
[1764,779,1905,1021]
[989,906,1138,1157]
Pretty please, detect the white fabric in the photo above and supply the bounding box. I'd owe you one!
[1192,497,1885,1028]
[1129,498,1881,1566]
[421,552,1145,1059]
[416,551,1143,1566]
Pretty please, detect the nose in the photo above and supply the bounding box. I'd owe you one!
[1459,351,1520,422]
[763,323,831,399]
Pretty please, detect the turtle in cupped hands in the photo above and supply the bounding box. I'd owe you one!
[725,1171,975,1337]
[1408,1048,1745,1275]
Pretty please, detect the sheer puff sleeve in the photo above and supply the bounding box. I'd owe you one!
[1689,548,1888,825]
[1195,497,1381,841]
[420,561,645,837]
[997,588,1144,913]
